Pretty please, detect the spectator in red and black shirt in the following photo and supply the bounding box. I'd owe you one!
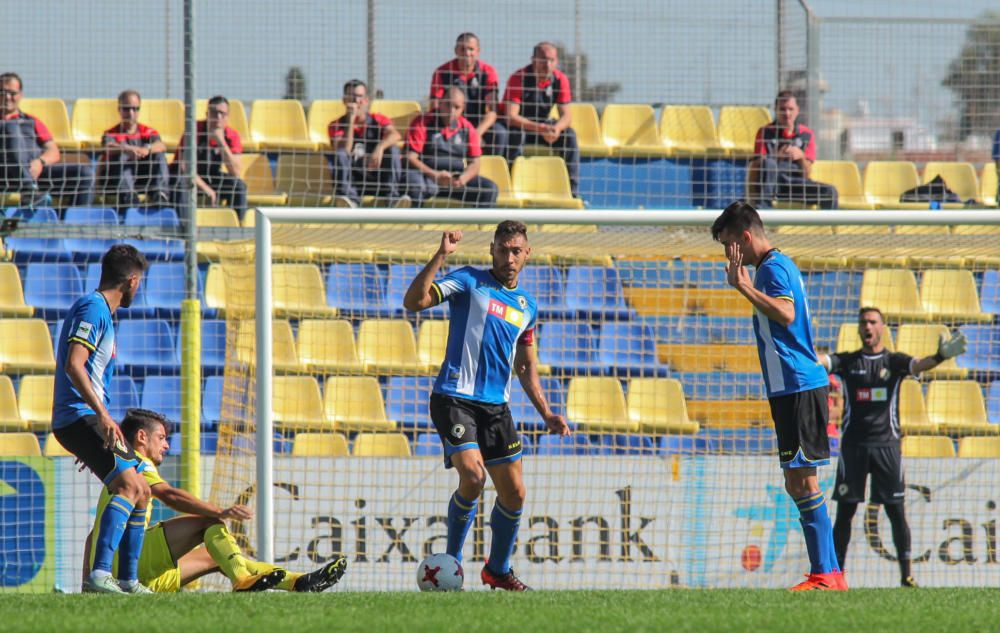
[750,90,838,209]
[0,72,95,207]
[429,32,507,157]
[170,95,246,216]
[502,42,580,197]
[99,90,169,209]
[404,86,497,208]
[329,79,408,208]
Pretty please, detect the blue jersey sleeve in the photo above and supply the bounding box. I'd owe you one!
[65,300,109,352]
[757,260,794,302]
[432,266,473,304]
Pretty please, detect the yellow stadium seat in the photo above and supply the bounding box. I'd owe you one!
[273,376,329,431]
[0,263,34,317]
[17,375,53,432]
[717,106,770,157]
[307,100,347,148]
[324,376,396,432]
[923,162,979,203]
[899,378,937,435]
[21,98,80,149]
[957,436,1000,458]
[862,161,925,209]
[297,320,364,374]
[859,269,931,322]
[920,270,992,322]
[249,99,316,151]
[658,105,725,157]
[566,376,637,433]
[685,400,772,429]
[236,319,303,373]
[894,224,950,235]
[835,323,895,353]
[70,98,118,148]
[901,435,955,458]
[139,99,184,150]
[896,324,967,379]
[291,432,350,457]
[352,432,411,457]
[370,100,421,135]
[44,433,73,457]
[600,104,671,158]
[927,380,997,436]
[272,264,338,318]
[241,153,289,207]
[809,161,875,209]
[276,154,334,206]
[657,344,759,373]
[981,163,997,207]
[623,287,752,318]
[356,320,429,375]
[417,320,450,372]
[0,376,24,431]
[0,319,56,373]
[478,155,522,208]
[626,378,699,434]
[197,98,255,151]
[566,103,611,157]
[196,207,240,228]
[510,156,583,209]
[0,432,41,457]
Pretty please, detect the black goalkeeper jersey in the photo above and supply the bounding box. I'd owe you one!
[829,350,915,447]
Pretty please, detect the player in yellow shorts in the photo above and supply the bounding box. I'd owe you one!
[83,408,347,592]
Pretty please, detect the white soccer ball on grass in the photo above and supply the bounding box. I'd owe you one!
[416,553,464,591]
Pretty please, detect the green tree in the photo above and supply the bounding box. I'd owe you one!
[284,66,307,102]
[942,12,1000,139]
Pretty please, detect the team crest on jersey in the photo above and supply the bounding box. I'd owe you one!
[880,368,890,380]
[517,296,528,310]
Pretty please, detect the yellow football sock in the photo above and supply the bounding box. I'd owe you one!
[204,524,251,583]
[243,559,300,591]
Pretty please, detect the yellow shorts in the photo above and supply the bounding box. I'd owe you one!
[139,522,181,593]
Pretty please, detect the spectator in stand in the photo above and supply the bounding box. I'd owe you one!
[502,42,579,197]
[749,90,838,209]
[404,86,497,208]
[171,95,246,217]
[0,71,95,207]
[329,79,409,208]
[99,90,170,209]
[429,32,507,157]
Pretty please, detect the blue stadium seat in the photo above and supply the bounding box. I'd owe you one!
[509,377,565,430]
[597,322,670,377]
[325,263,387,316]
[168,432,182,456]
[122,208,183,261]
[564,266,634,320]
[116,319,180,375]
[62,206,121,258]
[667,260,732,289]
[4,207,72,262]
[518,265,574,320]
[144,262,200,317]
[64,207,118,225]
[62,237,122,262]
[981,271,1000,315]
[202,375,224,428]
[536,433,593,455]
[23,262,84,318]
[385,376,435,431]
[140,376,182,422]
[958,325,1000,374]
[124,238,184,261]
[85,263,152,317]
[699,428,777,455]
[988,382,1000,425]
[124,207,179,227]
[648,315,755,345]
[384,264,448,318]
[519,433,534,456]
[193,320,227,375]
[658,434,712,455]
[595,434,655,455]
[705,316,757,345]
[201,431,218,454]
[802,271,861,321]
[108,375,140,422]
[538,321,601,374]
[677,372,766,400]
[413,432,443,456]
[615,259,672,288]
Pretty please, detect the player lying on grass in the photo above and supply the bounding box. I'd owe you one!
[82,408,347,593]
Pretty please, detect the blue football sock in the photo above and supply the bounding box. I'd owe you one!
[93,495,134,574]
[487,501,522,575]
[795,492,837,575]
[446,492,478,562]
[117,506,147,582]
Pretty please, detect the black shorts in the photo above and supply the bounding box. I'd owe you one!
[833,443,905,505]
[768,386,830,469]
[52,415,144,485]
[430,393,522,468]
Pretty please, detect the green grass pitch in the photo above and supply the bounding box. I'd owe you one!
[3,589,998,633]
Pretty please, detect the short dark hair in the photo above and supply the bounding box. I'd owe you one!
[533,42,557,58]
[711,200,764,241]
[0,72,22,91]
[456,32,479,45]
[494,220,528,243]
[775,89,796,104]
[858,306,885,323]
[121,408,171,445]
[343,79,367,95]
[117,89,141,105]
[207,95,229,108]
[99,244,149,289]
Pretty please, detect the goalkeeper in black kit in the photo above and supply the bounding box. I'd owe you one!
[817,307,967,587]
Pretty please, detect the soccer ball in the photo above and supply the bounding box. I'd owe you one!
[416,553,464,592]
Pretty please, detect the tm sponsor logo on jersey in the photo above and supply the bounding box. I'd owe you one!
[855,387,888,402]
[487,299,523,327]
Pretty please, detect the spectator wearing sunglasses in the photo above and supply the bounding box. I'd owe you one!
[99,90,170,210]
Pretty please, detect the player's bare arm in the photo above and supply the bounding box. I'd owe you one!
[456,156,480,187]
[65,343,123,450]
[403,231,462,311]
[152,481,253,521]
[725,242,794,326]
[514,343,569,436]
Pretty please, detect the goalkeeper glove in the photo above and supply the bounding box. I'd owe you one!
[936,330,967,361]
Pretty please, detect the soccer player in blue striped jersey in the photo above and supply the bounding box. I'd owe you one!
[712,201,846,591]
[404,220,569,591]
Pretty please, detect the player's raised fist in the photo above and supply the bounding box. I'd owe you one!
[438,230,462,256]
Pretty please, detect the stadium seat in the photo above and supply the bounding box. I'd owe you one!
[204,263,253,317]
[240,153,289,207]
[356,319,430,374]
[509,377,565,429]
[835,322,895,353]
[901,435,955,458]
[593,434,655,456]
[658,105,724,157]
[187,319,226,375]
[197,98,255,151]
[202,375,224,428]
[271,264,338,318]
[478,155,522,208]
[275,153,334,206]
[535,434,593,456]
[248,99,316,151]
[273,376,329,431]
[600,104,671,158]
[657,344,758,373]
[510,156,584,209]
[116,319,180,374]
[922,162,979,203]
[307,100,347,148]
[0,376,25,431]
[4,207,73,262]
[21,98,81,149]
[803,271,862,321]
[17,374,52,432]
[538,321,600,374]
[296,319,363,374]
[352,432,411,457]
[0,318,56,373]
[957,436,1000,458]
[417,319,450,372]
[0,432,41,457]
[140,375,182,422]
[919,269,991,322]
[196,207,240,228]
[413,432,443,456]
[897,324,967,378]
[565,103,611,157]
[517,265,573,320]
[623,287,752,318]
[370,100,422,134]
[685,400,772,429]
[927,380,998,436]
[291,432,349,457]
[859,269,931,322]
[384,376,435,430]
[982,163,998,207]
[564,266,633,320]
[956,324,1000,374]
[324,376,396,432]
[124,206,179,227]
[597,322,670,377]
[384,264,447,318]
[566,376,636,433]
[717,106,770,157]
[142,262,194,317]
[862,161,926,209]
[626,378,699,434]
[899,378,937,435]
[325,263,386,316]
[43,433,73,457]
[809,161,875,209]
[981,271,1000,314]
[70,98,118,148]
[0,263,35,317]
[140,99,184,150]
[108,375,140,422]
[235,318,302,373]
[675,371,766,400]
